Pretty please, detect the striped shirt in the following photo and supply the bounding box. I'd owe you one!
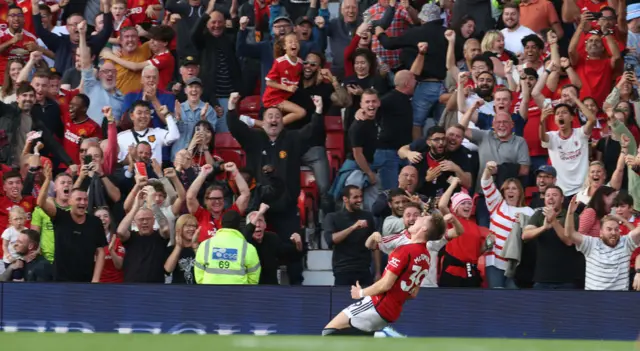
[577,235,639,290]
[481,178,534,270]
[377,230,448,288]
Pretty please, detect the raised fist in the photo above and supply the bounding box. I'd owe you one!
[239,16,250,30]
[444,29,455,42]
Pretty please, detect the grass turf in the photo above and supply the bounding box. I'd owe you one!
[0,333,635,351]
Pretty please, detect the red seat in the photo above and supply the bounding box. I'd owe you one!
[300,169,318,201]
[215,132,242,149]
[525,186,537,205]
[298,190,307,227]
[239,95,261,115]
[326,150,339,182]
[324,115,343,132]
[325,133,344,159]
[216,149,246,168]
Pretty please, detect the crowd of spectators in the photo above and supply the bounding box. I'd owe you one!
[0,0,638,291]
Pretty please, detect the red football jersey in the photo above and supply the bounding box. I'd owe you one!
[0,195,36,256]
[15,0,34,34]
[0,3,8,31]
[150,50,175,90]
[62,110,103,165]
[194,204,242,243]
[0,28,37,79]
[262,55,303,107]
[371,243,430,322]
[127,0,160,25]
[113,16,133,38]
[101,236,125,283]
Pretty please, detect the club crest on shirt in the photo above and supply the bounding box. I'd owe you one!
[279,151,287,159]
[22,7,27,13]
[78,129,86,136]
[148,135,156,143]
[21,201,30,210]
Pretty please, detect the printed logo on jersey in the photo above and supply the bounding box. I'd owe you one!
[388,257,401,268]
[414,253,429,264]
[211,248,238,262]
[279,151,287,159]
[148,135,156,143]
[64,129,81,144]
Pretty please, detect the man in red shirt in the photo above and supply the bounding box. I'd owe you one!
[568,13,620,106]
[0,5,37,79]
[0,170,37,258]
[100,25,175,90]
[323,214,446,336]
[127,0,161,26]
[62,94,102,165]
[186,162,250,243]
[14,0,35,34]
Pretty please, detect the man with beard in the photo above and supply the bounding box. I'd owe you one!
[456,70,495,153]
[398,125,472,198]
[78,21,123,126]
[568,13,620,106]
[243,203,303,284]
[460,101,531,227]
[500,3,535,56]
[61,94,102,165]
[324,185,377,286]
[565,197,640,290]
[227,92,324,285]
[0,229,52,282]
[290,51,350,215]
[109,27,152,95]
[529,165,557,208]
[381,188,409,236]
[38,163,106,282]
[523,185,585,289]
[539,96,596,199]
[31,172,73,263]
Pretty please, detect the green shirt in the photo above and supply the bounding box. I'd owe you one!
[31,203,69,263]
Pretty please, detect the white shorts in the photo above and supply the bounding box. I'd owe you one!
[341,296,388,332]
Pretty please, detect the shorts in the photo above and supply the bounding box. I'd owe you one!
[342,296,388,332]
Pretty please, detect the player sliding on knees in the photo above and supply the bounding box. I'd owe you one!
[322,214,447,336]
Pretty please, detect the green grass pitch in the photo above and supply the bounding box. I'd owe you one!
[0,333,636,351]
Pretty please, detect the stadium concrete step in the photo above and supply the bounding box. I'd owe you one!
[306,250,332,271]
[302,270,333,286]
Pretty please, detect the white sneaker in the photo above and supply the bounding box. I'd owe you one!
[379,326,406,338]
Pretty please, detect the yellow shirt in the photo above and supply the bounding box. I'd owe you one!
[110,43,151,95]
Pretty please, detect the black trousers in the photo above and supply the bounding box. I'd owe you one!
[265,208,304,285]
[333,270,373,287]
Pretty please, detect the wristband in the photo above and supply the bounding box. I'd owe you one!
[359,289,364,298]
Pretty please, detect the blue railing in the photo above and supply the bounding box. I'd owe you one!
[0,283,638,339]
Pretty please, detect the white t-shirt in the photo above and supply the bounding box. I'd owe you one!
[116,117,180,164]
[577,235,638,290]
[2,227,21,262]
[543,127,590,196]
[501,25,536,55]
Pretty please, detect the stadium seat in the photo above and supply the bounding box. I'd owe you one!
[216,149,246,168]
[239,95,261,115]
[300,168,319,203]
[297,190,315,227]
[324,115,343,132]
[325,133,345,161]
[326,150,339,181]
[215,132,242,149]
[525,186,537,204]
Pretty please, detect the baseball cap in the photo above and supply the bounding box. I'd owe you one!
[273,16,293,26]
[417,3,441,23]
[185,77,202,86]
[180,56,199,67]
[627,3,640,21]
[535,165,557,178]
[295,17,313,26]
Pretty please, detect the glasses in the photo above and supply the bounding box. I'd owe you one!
[205,197,224,202]
[303,61,319,67]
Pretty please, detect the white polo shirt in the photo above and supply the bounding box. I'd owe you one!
[117,116,180,164]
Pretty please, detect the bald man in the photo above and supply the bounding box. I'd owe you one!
[372,165,429,222]
[371,70,417,190]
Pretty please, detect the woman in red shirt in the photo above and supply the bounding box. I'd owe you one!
[437,177,490,287]
[95,207,124,283]
[577,185,618,238]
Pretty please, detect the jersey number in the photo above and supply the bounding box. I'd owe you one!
[400,265,428,292]
[218,261,230,269]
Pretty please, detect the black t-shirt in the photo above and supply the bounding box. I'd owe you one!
[409,139,472,197]
[122,230,170,283]
[323,210,375,274]
[528,210,586,284]
[347,119,378,163]
[24,255,53,282]
[52,210,107,282]
[168,246,196,285]
[377,90,413,150]
[289,82,333,147]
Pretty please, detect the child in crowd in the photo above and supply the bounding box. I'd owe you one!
[2,207,26,268]
[109,0,133,47]
[263,32,306,124]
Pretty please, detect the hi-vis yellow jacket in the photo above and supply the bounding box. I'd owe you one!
[194,228,261,284]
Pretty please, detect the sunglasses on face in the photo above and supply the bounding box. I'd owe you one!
[303,61,319,67]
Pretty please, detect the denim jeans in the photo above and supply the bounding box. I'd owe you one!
[485,265,517,289]
[302,146,333,214]
[215,97,229,133]
[533,282,579,290]
[372,149,407,191]
[412,81,443,128]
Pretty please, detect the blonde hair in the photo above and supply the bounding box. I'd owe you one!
[9,206,25,218]
[500,178,525,207]
[583,161,606,191]
[481,30,504,53]
[175,214,197,235]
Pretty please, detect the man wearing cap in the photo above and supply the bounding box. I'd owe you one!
[190,8,242,133]
[531,165,557,208]
[375,3,446,141]
[169,56,200,103]
[194,210,261,285]
[78,20,124,126]
[171,77,216,160]
[237,13,321,94]
[295,17,313,41]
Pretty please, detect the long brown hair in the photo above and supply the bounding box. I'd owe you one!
[500,178,525,207]
[2,58,24,98]
[274,32,297,58]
